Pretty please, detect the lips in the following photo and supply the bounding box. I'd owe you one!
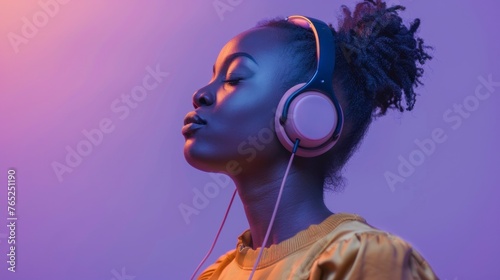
[182,112,207,136]
[183,112,207,126]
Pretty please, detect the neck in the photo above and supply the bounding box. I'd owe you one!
[231,161,333,249]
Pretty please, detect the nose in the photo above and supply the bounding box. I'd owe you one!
[192,88,214,109]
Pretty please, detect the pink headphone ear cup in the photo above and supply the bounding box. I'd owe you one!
[275,83,343,157]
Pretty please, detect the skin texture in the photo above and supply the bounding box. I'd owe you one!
[183,26,351,249]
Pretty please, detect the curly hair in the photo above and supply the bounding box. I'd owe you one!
[256,0,433,191]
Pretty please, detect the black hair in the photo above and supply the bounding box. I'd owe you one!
[256,0,433,191]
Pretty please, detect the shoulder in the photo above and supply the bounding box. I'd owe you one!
[312,219,438,279]
[197,249,236,280]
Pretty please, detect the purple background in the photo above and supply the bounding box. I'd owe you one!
[0,0,499,279]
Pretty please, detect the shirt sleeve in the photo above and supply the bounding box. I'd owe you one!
[312,231,439,280]
[197,249,235,280]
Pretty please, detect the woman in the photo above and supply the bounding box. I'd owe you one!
[182,0,437,279]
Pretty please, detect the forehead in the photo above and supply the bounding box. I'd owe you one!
[214,26,290,69]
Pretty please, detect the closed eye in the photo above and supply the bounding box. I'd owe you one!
[222,78,243,86]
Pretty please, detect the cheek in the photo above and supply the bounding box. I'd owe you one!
[224,75,284,119]
[219,107,282,161]
[216,81,285,146]
[211,106,277,154]
[215,86,277,133]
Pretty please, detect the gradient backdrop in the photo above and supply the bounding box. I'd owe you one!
[0,0,499,279]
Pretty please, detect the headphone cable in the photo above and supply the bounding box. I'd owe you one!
[248,139,300,280]
[189,187,238,280]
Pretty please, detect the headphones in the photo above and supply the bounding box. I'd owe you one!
[274,15,344,158]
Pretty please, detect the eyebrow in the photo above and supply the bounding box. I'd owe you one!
[212,52,258,75]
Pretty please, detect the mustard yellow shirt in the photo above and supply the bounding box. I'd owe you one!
[198,213,438,279]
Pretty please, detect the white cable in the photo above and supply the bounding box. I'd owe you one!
[190,188,238,280]
[248,139,300,280]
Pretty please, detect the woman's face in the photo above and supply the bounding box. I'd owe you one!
[182,26,294,175]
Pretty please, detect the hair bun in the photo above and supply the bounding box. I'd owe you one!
[336,0,432,116]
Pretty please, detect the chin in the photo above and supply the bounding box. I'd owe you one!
[183,142,227,173]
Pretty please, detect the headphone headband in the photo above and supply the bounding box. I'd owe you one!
[284,16,335,92]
